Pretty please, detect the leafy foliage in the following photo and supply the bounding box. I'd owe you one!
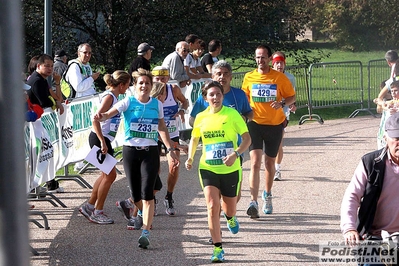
[22,0,314,73]
[309,0,399,51]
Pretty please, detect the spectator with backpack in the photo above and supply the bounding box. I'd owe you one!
[63,43,100,98]
[64,43,100,171]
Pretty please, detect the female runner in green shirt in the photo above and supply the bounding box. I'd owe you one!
[185,81,251,262]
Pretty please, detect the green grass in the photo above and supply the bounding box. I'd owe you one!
[316,49,384,64]
[227,42,387,71]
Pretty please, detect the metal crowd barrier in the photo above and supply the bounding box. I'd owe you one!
[231,71,246,89]
[368,59,391,109]
[286,65,326,124]
[308,61,373,118]
[231,59,390,124]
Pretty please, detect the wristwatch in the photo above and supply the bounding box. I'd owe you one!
[280,100,286,108]
[167,147,176,153]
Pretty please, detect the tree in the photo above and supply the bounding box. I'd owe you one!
[22,0,314,73]
[309,0,399,51]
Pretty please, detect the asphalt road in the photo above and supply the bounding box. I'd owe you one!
[29,116,380,266]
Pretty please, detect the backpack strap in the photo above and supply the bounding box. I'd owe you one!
[62,61,83,98]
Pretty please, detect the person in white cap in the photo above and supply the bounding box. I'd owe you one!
[341,111,399,266]
[128,42,155,76]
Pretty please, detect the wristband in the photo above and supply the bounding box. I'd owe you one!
[178,108,188,114]
[234,150,240,158]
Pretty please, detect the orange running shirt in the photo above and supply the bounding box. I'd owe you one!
[241,68,295,125]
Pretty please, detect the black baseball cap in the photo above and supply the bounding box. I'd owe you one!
[55,50,67,57]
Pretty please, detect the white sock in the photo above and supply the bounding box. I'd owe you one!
[275,164,281,171]
[87,203,95,210]
[94,209,103,215]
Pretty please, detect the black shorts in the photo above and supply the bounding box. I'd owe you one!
[89,131,114,156]
[199,169,241,197]
[247,121,283,158]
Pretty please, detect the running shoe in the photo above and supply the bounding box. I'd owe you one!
[127,217,136,230]
[164,198,176,216]
[79,203,93,221]
[89,212,114,224]
[246,200,259,218]
[138,230,150,249]
[47,187,65,193]
[211,246,225,262]
[262,190,273,214]
[116,199,133,220]
[135,211,143,230]
[225,215,239,234]
[74,161,85,172]
[274,170,282,181]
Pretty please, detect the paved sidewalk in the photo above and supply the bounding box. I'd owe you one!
[29,116,380,266]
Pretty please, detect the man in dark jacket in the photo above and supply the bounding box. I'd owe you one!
[128,43,155,75]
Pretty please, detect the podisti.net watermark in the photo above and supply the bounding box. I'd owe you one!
[319,240,397,264]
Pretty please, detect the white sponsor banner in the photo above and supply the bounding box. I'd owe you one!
[26,95,99,191]
[178,78,210,131]
[25,80,206,191]
[28,117,56,191]
[67,95,99,163]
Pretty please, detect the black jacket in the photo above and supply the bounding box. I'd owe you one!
[128,56,150,76]
[356,148,387,237]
